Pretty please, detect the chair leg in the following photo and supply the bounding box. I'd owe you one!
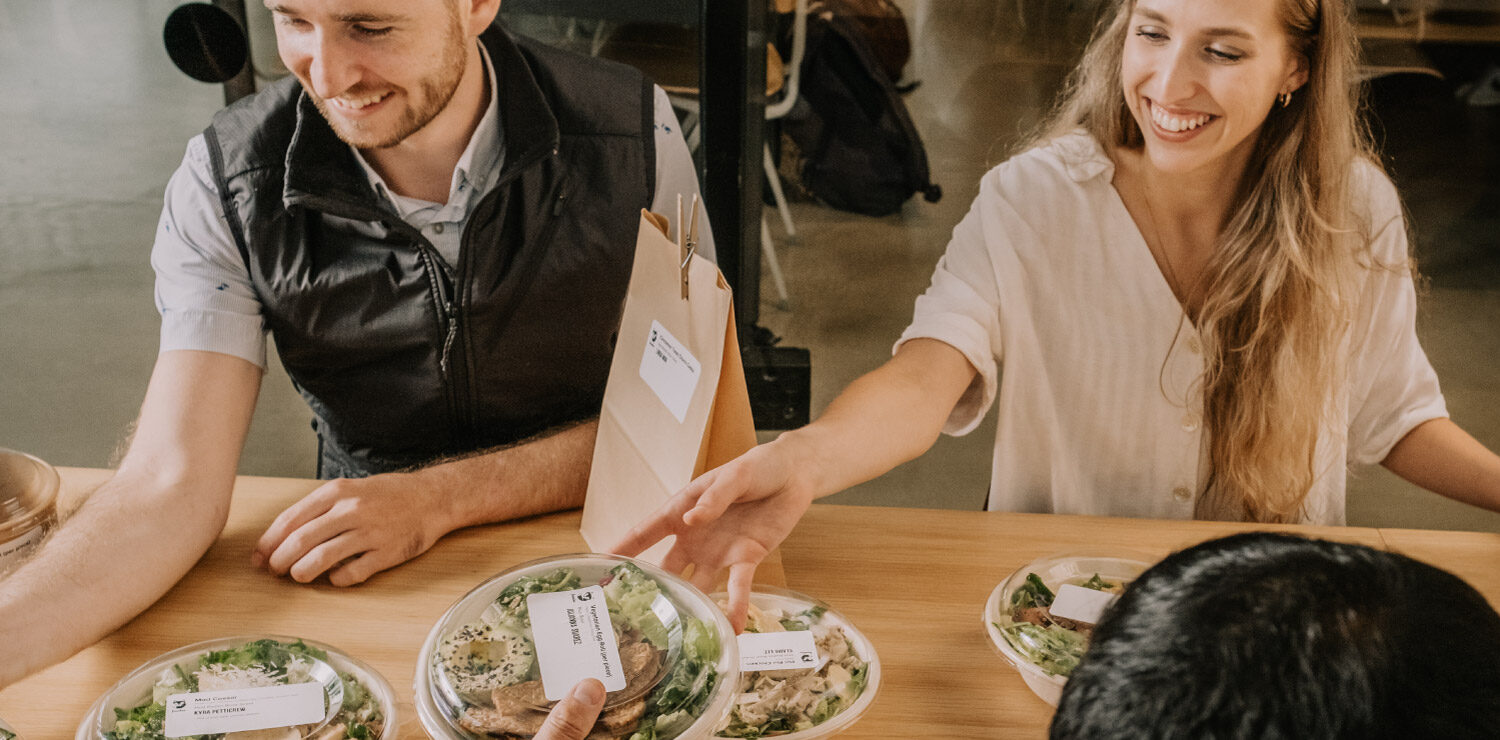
[762,144,797,240]
[760,214,792,310]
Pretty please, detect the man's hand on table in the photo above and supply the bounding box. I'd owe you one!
[611,439,814,633]
[252,471,454,586]
[252,421,597,585]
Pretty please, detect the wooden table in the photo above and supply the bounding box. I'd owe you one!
[3,470,1499,738]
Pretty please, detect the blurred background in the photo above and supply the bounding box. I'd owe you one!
[0,0,1496,530]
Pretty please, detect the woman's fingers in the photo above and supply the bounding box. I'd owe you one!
[724,562,758,633]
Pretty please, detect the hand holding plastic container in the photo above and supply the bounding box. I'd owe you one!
[417,553,740,739]
[984,551,1151,706]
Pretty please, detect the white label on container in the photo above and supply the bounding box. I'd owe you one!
[737,630,821,672]
[1048,584,1119,625]
[639,320,701,423]
[528,586,628,700]
[0,525,46,571]
[163,682,324,737]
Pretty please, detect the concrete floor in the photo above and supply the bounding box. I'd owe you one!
[1,1,1498,531]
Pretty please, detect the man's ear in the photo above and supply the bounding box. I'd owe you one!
[465,0,503,37]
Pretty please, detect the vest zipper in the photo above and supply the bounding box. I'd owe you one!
[439,303,459,377]
[448,147,564,438]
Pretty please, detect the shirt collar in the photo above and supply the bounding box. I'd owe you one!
[1053,129,1115,183]
[350,42,504,215]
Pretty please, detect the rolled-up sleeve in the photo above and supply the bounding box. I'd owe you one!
[1347,214,1448,465]
[895,173,1007,436]
[151,135,268,368]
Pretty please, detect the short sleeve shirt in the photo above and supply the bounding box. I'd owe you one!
[152,46,711,369]
[896,132,1447,524]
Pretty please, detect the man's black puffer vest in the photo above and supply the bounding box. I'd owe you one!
[203,26,655,478]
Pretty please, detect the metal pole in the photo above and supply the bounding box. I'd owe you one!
[700,0,766,326]
[215,0,257,105]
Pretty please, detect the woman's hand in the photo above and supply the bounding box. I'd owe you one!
[611,440,815,632]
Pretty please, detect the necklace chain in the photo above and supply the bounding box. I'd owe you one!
[1137,179,1203,313]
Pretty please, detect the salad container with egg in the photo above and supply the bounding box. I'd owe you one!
[984,551,1151,705]
[78,635,395,739]
[416,554,739,739]
[712,586,878,739]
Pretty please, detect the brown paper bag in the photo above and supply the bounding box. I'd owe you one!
[582,210,784,586]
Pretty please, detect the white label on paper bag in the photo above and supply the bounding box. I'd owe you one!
[737,630,821,672]
[1048,584,1119,625]
[639,320,701,423]
[163,682,324,737]
[528,586,628,700]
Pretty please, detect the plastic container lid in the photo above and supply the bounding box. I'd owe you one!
[983,551,1152,706]
[416,553,740,739]
[0,448,60,574]
[0,716,19,739]
[77,635,397,739]
[710,585,880,739]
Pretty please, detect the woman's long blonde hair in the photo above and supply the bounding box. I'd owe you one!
[1034,0,1387,522]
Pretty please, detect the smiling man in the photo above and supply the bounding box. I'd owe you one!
[0,0,713,686]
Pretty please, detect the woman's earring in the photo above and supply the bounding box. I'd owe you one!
[1279,90,1293,108]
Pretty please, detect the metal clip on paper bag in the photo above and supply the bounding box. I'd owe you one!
[582,208,785,587]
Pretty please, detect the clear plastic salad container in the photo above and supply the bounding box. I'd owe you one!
[416,553,739,739]
[0,716,19,739]
[77,635,396,739]
[983,551,1152,706]
[710,586,879,739]
[0,448,60,575]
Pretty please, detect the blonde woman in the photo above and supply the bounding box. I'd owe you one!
[616,0,1500,629]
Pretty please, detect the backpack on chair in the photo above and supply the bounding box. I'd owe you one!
[780,0,941,217]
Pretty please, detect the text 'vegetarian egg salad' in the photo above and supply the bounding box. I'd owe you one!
[102,638,383,740]
[716,601,870,738]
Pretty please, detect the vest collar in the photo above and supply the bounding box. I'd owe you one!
[281,25,560,216]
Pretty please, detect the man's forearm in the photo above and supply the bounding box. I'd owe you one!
[418,419,601,532]
[0,470,230,687]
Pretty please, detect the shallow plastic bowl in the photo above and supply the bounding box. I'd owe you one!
[711,585,881,739]
[77,635,398,739]
[983,551,1152,706]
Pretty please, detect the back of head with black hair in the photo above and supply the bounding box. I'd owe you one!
[1050,532,1500,739]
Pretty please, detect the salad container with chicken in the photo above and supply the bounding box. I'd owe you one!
[1,716,18,740]
[984,551,1151,706]
[77,635,394,739]
[416,554,739,740]
[712,587,878,739]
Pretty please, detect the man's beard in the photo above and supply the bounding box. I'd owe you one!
[313,22,468,149]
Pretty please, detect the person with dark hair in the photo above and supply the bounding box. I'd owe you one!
[1051,532,1500,739]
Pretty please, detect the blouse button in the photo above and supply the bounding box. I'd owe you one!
[1172,486,1193,503]
[432,223,445,234]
